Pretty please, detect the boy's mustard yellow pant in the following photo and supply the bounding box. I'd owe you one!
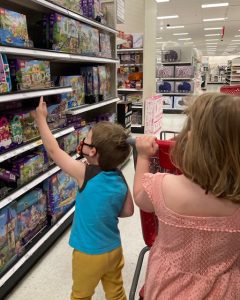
[71,247,126,300]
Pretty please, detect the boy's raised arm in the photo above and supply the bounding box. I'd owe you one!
[32,97,85,183]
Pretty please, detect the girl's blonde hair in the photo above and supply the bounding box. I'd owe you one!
[91,121,130,171]
[171,92,240,203]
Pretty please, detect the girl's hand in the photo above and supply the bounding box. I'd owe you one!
[31,96,48,120]
[136,135,158,159]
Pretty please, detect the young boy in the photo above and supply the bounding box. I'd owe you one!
[32,97,134,300]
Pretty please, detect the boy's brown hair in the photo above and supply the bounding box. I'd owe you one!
[171,92,240,203]
[91,121,131,171]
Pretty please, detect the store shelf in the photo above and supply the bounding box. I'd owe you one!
[161,93,193,96]
[163,108,184,114]
[0,206,75,297]
[0,87,72,103]
[131,124,142,128]
[66,98,120,115]
[8,0,117,34]
[117,48,143,53]
[0,127,75,163]
[160,61,192,65]
[207,82,225,84]
[132,105,142,109]
[157,78,193,81]
[0,46,119,64]
[0,154,79,210]
[125,111,132,117]
[119,63,143,66]
[118,88,143,92]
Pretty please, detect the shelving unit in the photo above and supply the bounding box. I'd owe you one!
[226,58,240,85]
[117,47,144,133]
[0,0,119,297]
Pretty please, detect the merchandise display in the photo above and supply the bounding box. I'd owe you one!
[162,96,174,109]
[0,54,11,93]
[173,96,186,109]
[175,81,193,93]
[156,66,174,78]
[0,8,32,48]
[50,0,83,14]
[156,80,174,93]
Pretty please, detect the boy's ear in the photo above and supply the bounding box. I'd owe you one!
[88,147,97,157]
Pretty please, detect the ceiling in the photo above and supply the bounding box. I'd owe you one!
[155,0,240,56]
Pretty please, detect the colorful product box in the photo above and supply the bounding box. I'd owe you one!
[79,24,99,56]
[0,54,12,93]
[98,65,107,100]
[156,66,174,78]
[80,0,89,18]
[9,115,23,147]
[10,59,51,91]
[59,131,78,154]
[0,116,12,152]
[17,189,47,247]
[122,34,133,49]
[87,0,101,20]
[175,81,193,93]
[43,171,77,224]
[59,76,85,109]
[99,33,112,58]
[19,112,39,143]
[156,80,174,93]
[49,13,79,53]
[132,33,144,49]
[175,66,194,78]
[81,67,99,103]
[0,7,31,48]
[51,0,82,14]
[174,96,187,109]
[162,96,174,109]
[0,202,18,275]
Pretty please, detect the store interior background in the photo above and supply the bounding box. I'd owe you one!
[4,0,240,299]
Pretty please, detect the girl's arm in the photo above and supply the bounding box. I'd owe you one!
[32,97,85,184]
[133,136,158,212]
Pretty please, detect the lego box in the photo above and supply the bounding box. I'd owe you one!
[10,59,51,91]
[99,33,112,58]
[0,7,31,48]
[79,24,99,56]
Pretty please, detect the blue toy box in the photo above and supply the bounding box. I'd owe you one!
[43,171,77,224]
[0,7,31,48]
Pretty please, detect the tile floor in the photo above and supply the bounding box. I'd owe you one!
[5,85,221,300]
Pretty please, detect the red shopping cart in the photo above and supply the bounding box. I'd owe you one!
[220,84,240,95]
[129,131,179,300]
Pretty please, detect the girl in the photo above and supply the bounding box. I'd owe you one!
[134,93,240,299]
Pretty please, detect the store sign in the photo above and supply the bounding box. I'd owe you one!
[117,0,125,24]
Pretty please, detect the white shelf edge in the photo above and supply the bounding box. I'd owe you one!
[0,46,119,64]
[132,106,142,109]
[0,127,75,163]
[0,87,72,103]
[161,93,193,96]
[163,108,184,111]
[125,111,132,117]
[119,63,143,66]
[29,0,117,34]
[160,62,192,65]
[156,78,193,81]
[125,122,131,128]
[117,48,143,53]
[66,98,120,115]
[118,89,143,92]
[0,153,79,210]
[131,124,142,128]
[0,206,75,288]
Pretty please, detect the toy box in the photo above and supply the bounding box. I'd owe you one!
[87,0,101,21]
[156,80,174,93]
[156,66,174,78]
[12,152,46,185]
[0,7,31,48]
[81,67,99,103]
[43,170,77,224]
[49,13,79,53]
[80,0,89,18]
[98,66,108,100]
[10,59,51,91]
[0,54,11,93]
[99,33,112,58]
[9,115,23,147]
[162,96,174,108]
[17,189,47,248]
[19,112,39,142]
[132,33,144,48]
[0,202,18,275]
[175,66,194,78]
[174,96,187,109]
[121,34,133,49]
[144,95,163,135]
[51,0,82,13]
[59,76,85,109]
[175,81,193,93]
[0,116,12,152]
[161,49,181,63]
[79,24,99,56]
[59,131,78,154]
[76,125,90,144]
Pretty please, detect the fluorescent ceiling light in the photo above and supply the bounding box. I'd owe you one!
[157,15,178,20]
[235,35,240,37]
[178,38,192,41]
[205,34,221,36]
[156,37,163,39]
[202,3,229,8]
[206,39,219,41]
[156,0,170,2]
[203,18,227,22]
[206,42,218,44]
[204,27,222,30]
[173,33,189,36]
[232,40,240,42]
[156,41,164,43]
[166,25,184,29]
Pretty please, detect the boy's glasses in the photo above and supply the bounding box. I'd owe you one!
[77,138,95,155]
